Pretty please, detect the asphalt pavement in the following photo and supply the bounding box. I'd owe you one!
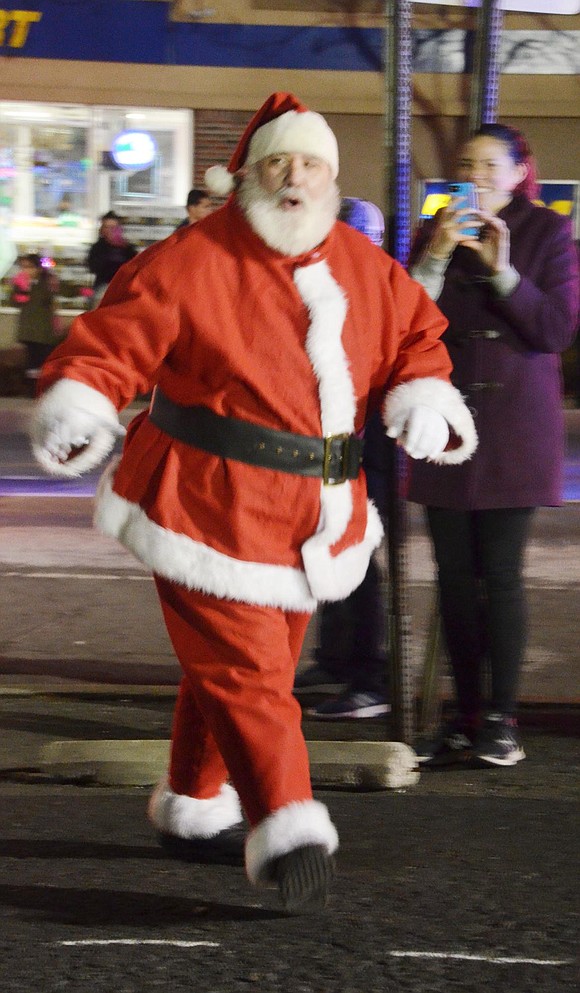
[0,781,578,993]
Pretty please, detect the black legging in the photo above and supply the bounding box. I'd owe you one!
[315,415,390,694]
[426,506,535,718]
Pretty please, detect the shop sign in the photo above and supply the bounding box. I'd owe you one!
[2,2,578,71]
[0,9,41,48]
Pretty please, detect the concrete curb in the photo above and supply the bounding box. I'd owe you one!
[0,683,179,698]
[34,738,420,790]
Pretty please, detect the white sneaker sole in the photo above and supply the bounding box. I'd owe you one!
[307,703,391,720]
[475,747,526,767]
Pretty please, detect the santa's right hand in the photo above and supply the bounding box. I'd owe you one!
[41,406,124,465]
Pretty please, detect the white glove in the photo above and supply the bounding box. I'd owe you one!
[41,405,125,466]
[386,403,449,460]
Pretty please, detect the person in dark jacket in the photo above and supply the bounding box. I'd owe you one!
[295,198,391,719]
[408,123,579,767]
[87,211,137,306]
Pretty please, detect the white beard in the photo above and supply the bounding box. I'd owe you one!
[237,169,340,257]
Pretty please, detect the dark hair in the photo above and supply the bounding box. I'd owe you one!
[101,210,121,222]
[186,188,209,207]
[472,123,538,200]
[19,253,53,287]
[21,253,42,269]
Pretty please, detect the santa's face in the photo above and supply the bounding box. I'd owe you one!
[237,153,340,256]
[259,153,333,204]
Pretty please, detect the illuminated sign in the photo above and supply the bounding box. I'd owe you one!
[0,9,41,47]
[110,131,157,171]
[415,1,580,11]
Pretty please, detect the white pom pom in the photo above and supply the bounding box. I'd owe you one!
[204,165,235,196]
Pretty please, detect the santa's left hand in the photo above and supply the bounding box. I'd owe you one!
[386,404,449,460]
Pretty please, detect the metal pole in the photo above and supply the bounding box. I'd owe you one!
[469,0,504,130]
[384,0,415,745]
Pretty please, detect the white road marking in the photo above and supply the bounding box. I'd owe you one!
[389,951,573,965]
[53,942,571,963]
[56,939,219,948]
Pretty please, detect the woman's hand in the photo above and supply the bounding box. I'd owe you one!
[464,211,511,274]
[427,198,483,260]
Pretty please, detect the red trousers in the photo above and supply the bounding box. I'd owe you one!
[154,576,313,827]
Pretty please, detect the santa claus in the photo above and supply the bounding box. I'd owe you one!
[30,92,476,913]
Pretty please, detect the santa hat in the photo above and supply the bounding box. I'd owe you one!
[205,92,339,197]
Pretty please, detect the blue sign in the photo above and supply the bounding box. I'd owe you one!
[2,3,578,74]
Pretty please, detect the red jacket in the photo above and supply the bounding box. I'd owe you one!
[35,200,475,610]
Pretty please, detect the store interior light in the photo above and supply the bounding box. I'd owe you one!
[110,130,157,171]
[3,108,52,121]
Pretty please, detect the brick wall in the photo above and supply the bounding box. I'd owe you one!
[194,109,248,190]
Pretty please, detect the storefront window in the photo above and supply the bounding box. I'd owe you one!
[0,102,192,318]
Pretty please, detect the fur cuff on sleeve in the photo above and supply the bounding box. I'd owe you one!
[383,377,477,465]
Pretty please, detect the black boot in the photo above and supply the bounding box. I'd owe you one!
[157,823,246,865]
[273,844,335,914]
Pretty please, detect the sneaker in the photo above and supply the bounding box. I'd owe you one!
[414,718,476,765]
[294,662,348,693]
[473,713,525,767]
[304,689,390,720]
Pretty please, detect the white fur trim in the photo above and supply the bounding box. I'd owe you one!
[205,164,235,196]
[246,110,339,178]
[30,378,120,478]
[245,799,339,886]
[95,460,318,612]
[302,496,383,602]
[294,259,379,597]
[148,779,242,839]
[97,462,382,608]
[383,377,478,465]
[295,261,353,436]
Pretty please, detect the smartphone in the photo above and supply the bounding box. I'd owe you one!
[447,182,479,238]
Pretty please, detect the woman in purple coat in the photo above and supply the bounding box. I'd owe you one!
[408,124,579,767]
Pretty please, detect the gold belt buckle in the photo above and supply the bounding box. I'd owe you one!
[323,433,350,486]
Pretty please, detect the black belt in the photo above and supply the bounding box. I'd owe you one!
[149,389,363,485]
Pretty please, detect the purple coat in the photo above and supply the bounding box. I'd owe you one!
[407,195,579,509]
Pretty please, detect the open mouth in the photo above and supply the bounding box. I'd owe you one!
[279,194,304,211]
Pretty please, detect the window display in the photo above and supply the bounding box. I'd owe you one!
[0,101,193,331]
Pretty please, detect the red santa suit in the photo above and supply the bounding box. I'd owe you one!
[31,98,476,894]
